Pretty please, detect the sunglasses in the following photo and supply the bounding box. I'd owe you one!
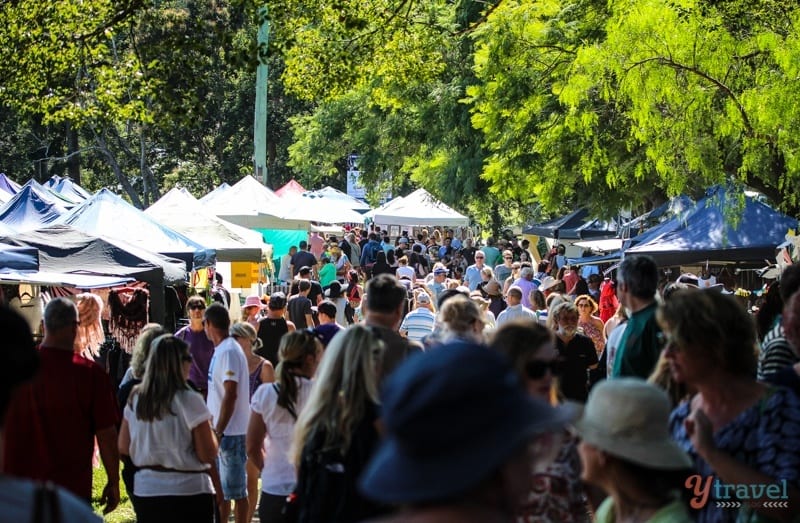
[188,303,206,311]
[182,354,193,363]
[525,359,563,379]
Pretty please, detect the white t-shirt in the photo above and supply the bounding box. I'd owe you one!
[207,337,251,436]
[606,322,628,379]
[124,389,214,497]
[250,377,313,495]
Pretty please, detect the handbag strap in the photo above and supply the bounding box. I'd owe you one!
[31,482,61,523]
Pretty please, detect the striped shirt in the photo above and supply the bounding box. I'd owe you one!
[758,320,799,380]
[400,308,436,344]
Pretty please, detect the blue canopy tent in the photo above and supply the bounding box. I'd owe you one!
[0,243,39,272]
[523,208,589,239]
[0,224,187,323]
[52,177,91,203]
[625,187,798,266]
[0,180,68,231]
[57,189,216,271]
[0,173,21,195]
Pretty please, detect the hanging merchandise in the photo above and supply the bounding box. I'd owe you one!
[108,287,150,352]
[75,293,105,358]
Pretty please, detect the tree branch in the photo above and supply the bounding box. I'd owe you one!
[625,55,754,136]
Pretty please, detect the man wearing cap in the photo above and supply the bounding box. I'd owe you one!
[256,292,295,367]
[204,303,251,523]
[357,342,570,522]
[290,240,317,278]
[496,286,537,327]
[610,255,662,379]
[312,300,343,348]
[399,290,436,344]
[427,264,449,304]
[360,232,383,277]
[512,264,539,309]
[4,298,120,512]
[364,274,423,382]
[462,250,486,292]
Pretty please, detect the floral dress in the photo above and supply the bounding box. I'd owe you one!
[516,430,590,523]
[669,387,800,523]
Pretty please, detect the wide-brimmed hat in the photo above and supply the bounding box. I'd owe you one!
[243,295,265,309]
[358,341,572,504]
[484,279,502,296]
[539,276,559,292]
[574,378,692,470]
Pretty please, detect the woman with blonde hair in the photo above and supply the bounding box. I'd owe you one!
[247,330,322,522]
[290,325,387,522]
[439,294,486,343]
[230,321,275,522]
[118,323,169,505]
[119,334,222,522]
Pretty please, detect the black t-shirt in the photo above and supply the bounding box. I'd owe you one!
[256,317,289,367]
[461,246,477,266]
[288,296,313,329]
[290,280,323,305]
[556,333,598,402]
[290,250,318,276]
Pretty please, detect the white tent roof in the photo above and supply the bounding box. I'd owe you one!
[281,192,367,224]
[199,182,231,204]
[312,186,371,212]
[201,176,308,230]
[146,188,269,262]
[370,189,469,227]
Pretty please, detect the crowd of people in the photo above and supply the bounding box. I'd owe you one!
[0,224,798,523]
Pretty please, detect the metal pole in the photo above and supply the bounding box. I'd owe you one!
[254,5,270,185]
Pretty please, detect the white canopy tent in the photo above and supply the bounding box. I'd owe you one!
[201,176,308,230]
[312,186,371,212]
[146,188,270,262]
[281,192,367,224]
[370,189,469,227]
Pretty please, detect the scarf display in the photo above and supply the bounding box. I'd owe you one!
[108,287,149,352]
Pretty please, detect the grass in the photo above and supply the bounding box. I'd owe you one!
[92,465,136,523]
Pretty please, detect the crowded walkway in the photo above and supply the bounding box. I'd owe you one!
[0,225,798,522]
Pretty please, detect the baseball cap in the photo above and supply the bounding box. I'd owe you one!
[268,292,287,309]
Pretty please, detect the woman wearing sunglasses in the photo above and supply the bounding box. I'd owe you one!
[490,320,591,522]
[175,296,215,400]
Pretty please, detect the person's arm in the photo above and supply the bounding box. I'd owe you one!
[260,361,275,384]
[246,411,267,471]
[97,425,120,514]
[286,320,296,332]
[118,418,131,458]
[686,407,800,521]
[305,313,314,327]
[214,380,238,437]
[193,421,223,507]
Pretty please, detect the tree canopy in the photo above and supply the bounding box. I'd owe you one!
[0,0,798,224]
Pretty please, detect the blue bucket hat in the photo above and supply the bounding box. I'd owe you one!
[358,341,571,504]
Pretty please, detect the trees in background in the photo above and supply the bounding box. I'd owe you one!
[1,0,799,223]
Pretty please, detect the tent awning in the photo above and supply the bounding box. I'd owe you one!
[371,189,469,227]
[0,270,134,288]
